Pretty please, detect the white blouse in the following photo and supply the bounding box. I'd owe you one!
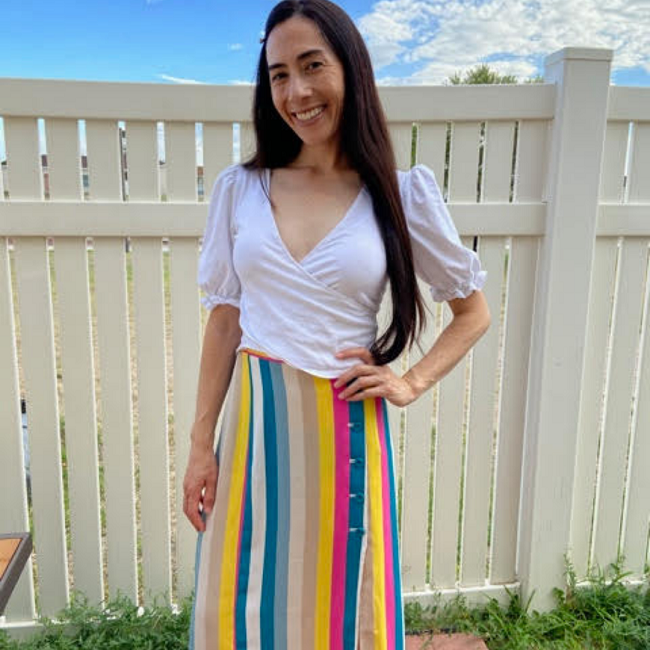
[198,163,487,378]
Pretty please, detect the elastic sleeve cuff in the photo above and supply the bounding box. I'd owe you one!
[429,269,487,303]
[201,294,241,310]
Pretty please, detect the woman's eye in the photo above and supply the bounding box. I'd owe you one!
[271,62,321,82]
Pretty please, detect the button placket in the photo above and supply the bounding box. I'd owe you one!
[348,416,366,536]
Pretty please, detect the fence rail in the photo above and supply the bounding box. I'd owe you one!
[1,46,649,638]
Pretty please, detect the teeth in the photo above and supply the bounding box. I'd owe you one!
[295,105,325,121]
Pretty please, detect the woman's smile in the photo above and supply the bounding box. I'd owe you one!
[292,104,326,125]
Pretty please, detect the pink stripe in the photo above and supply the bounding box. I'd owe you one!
[376,398,396,649]
[329,380,350,649]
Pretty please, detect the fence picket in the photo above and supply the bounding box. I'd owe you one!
[622,247,650,574]
[85,119,122,201]
[165,122,197,201]
[13,237,69,615]
[93,237,138,602]
[593,238,648,570]
[401,280,437,591]
[3,117,41,199]
[169,238,202,599]
[53,236,103,605]
[131,237,172,605]
[460,237,502,586]
[490,236,537,585]
[570,238,619,579]
[44,118,81,200]
[0,238,36,622]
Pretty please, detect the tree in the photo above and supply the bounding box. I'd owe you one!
[444,62,543,85]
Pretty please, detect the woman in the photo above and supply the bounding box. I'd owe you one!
[183,0,490,648]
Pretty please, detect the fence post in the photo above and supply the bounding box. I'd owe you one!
[516,47,613,612]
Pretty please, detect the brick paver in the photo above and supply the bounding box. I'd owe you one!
[406,632,489,649]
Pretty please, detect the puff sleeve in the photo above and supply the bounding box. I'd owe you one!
[197,165,242,310]
[401,164,487,302]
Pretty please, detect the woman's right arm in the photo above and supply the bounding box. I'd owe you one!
[183,303,242,532]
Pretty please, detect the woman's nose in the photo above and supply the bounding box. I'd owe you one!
[288,74,312,100]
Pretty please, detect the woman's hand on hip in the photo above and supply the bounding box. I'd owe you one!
[333,347,419,407]
[183,441,219,533]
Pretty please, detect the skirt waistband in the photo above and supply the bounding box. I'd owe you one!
[240,347,286,364]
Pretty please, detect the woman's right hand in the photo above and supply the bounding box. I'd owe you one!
[183,442,219,532]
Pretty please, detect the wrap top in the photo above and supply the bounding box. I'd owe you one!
[198,163,487,378]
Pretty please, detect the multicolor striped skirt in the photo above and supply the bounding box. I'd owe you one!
[188,348,405,649]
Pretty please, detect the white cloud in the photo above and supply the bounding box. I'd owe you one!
[356,0,650,84]
[228,43,244,51]
[157,74,207,84]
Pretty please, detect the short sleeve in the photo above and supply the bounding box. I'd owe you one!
[401,164,487,302]
[197,165,242,310]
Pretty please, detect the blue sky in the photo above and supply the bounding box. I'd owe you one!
[1,0,649,86]
[1,0,648,162]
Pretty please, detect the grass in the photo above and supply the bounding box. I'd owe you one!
[1,556,648,649]
[404,555,650,649]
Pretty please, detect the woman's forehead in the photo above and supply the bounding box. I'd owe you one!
[266,16,330,62]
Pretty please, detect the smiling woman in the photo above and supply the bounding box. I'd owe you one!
[183,1,489,649]
[267,18,347,158]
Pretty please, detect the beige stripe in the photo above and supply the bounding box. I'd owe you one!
[299,369,319,648]
[357,525,375,650]
[284,364,306,648]
[194,352,243,649]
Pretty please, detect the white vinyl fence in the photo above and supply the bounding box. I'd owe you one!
[1,46,649,638]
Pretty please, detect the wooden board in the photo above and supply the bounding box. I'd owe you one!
[0,538,21,580]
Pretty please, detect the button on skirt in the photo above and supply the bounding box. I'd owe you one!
[188,348,405,649]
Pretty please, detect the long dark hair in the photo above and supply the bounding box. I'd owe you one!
[241,0,427,366]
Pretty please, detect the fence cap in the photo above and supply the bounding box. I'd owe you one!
[544,46,614,66]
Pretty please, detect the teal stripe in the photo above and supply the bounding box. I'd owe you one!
[188,509,206,650]
[259,358,278,648]
[382,398,404,648]
[270,362,290,650]
[235,356,255,647]
[343,399,366,648]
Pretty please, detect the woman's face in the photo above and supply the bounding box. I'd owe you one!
[266,15,346,147]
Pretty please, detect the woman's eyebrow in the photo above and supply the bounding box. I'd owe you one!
[268,48,325,72]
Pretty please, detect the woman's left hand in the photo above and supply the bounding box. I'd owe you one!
[333,347,419,407]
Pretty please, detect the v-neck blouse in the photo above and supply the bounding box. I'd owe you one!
[198,163,487,378]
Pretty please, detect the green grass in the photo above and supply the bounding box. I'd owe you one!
[0,591,192,650]
[1,557,648,649]
[404,556,650,650]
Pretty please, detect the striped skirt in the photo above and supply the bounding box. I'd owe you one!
[188,348,405,649]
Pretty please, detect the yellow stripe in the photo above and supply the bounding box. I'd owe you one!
[314,376,335,650]
[218,352,252,647]
[365,398,387,649]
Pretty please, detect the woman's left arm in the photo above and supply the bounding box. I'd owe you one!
[334,289,490,406]
[402,289,491,399]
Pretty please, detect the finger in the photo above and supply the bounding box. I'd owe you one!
[347,385,384,401]
[185,489,205,532]
[333,369,358,389]
[339,374,381,400]
[335,347,373,363]
[334,363,375,389]
[203,467,219,515]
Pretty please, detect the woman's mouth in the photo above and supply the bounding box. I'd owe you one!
[292,105,326,125]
